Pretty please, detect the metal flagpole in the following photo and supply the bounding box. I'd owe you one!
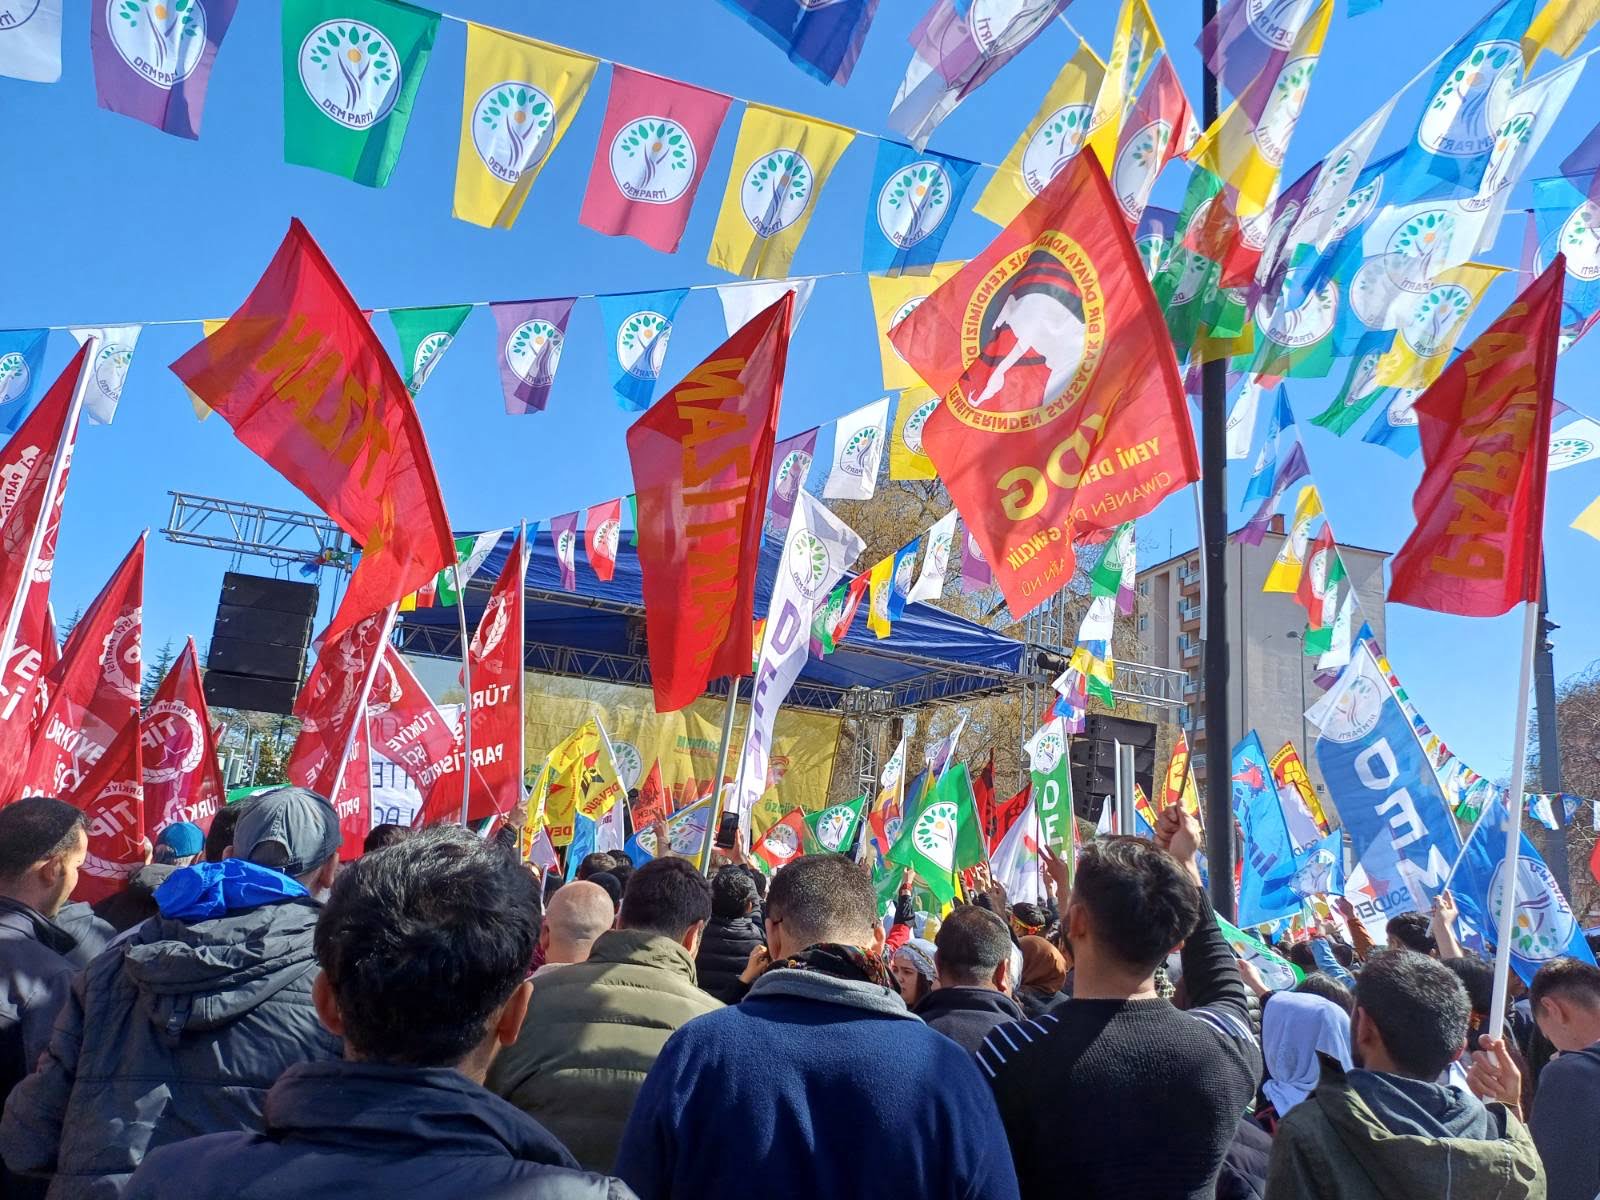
[0,338,94,677]
[326,604,398,806]
[1487,600,1541,1042]
[453,554,474,827]
[703,676,743,870]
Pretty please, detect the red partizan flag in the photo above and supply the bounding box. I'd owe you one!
[988,783,1032,855]
[584,498,623,583]
[169,220,454,640]
[628,292,792,712]
[890,153,1197,618]
[332,715,372,862]
[460,530,527,820]
[69,720,144,905]
[140,638,225,837]
[23,535,144,799]
[287,607,394,798]
[972,749,997,844]
[368,645,466,817]
[1389,260,1563,616]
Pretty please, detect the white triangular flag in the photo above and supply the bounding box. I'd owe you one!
[0,0,62,82]
[822,397,891,501]
[69,325,142,425]
[717,279,816,335]
[907,512,958,604]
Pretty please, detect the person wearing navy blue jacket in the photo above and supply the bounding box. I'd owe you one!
[615,854,1020,1200]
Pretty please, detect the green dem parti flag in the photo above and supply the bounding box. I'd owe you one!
[886,763,985,909]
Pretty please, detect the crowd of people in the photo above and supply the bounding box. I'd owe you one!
[0,788,1596,1198]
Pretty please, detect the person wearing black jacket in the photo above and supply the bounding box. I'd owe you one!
[913,906,1024,1054]
[980,807,1262,1199]
[695,866,764,1003]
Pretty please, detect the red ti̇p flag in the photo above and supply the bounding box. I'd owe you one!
[69,719,144,904]
[287,607,394,798]
[628,293,792,712]
[140,638,226,838]
[170,220,454,640]
[332,716,372,862]
[584,498,623,583]
[23,534,145,799]
[890,153,1197,618]
[1389,260,1563,616]
[368,645,466,817]
[460,529,527,821]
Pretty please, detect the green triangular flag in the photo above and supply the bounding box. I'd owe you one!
[804,796,866,854]
[886,764,985,909]
[1217,916,1303,989]
[435,530,505,606]
[1089,522,1134,601]
[390,305,472,395]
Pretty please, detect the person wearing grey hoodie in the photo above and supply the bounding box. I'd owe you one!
[0,788,344,1200]
[1265,949,1544,1200]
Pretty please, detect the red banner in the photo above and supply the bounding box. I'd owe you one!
[287,607,393,797]
[332,716,372,862]
[632,759,671,830]
[140,638,225,837]
[891,154,1197,617]
[988,783,1032,855]
[461,530,527,820]
[1389,260,1562,616]
[584,498,622,583]
[368,645,464,817]
[69,719,144,904]
[628,293,792,711]
[169,219,454,640]
[23,535,144,799]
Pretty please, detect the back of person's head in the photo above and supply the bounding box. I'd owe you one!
[315,825,537,1068]
[205,800,250,863]
[739,862,768,901]
[1070,836,1202,974]
[609,859,634,896]
[1295,970,1354,1015]
[618,856,711,943]
[1385,911,1438,956]
[577,851,617,880]
[587,871,623,908]
[935,905,1012,989]
[231,786,342,889]
[767,855,878,952]
[154,821,205,866]
[1442,955,1496,1050]
[1530,957,1600,1051]
[1353,949,1469,1079]
[1286,941,1316,973]
[1010,901,1047,936]
[712,864,759,920]
[362,823,412,855]
[1332,940,1356,969]
[0,797,87,916]
[542,880,616,962]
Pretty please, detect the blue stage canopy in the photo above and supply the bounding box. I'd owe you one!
[394,529,1025,712]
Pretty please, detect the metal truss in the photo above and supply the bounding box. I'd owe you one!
[162,492,351,574]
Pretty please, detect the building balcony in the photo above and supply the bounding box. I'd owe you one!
[1178,600,1202,624]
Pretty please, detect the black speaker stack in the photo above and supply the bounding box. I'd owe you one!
[202,572,318,715]
[1069,714,1158,817]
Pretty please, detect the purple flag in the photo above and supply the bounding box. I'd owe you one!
[492,299,575,415]
[91,0,238,139]
[1199,0,1319,121]
[550,512,579,592]
[960,528,991,593]
[718,0,881,86]
[767,427,818,530]
[1236,441,1309,545]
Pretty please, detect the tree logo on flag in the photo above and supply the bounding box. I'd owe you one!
[775,449,813,502]
[1387,387,1422,428]
[1134,231,1168,279]
[1549,431,1597,468]
[1300,148,1358,231]
[142,699,204,785]
[507,320,564,385]
[109,0,208,89]
[761,821,802,863]
[611,740,642,789]
[892,552,917,598]
[1466,109,1536,212]
[100,609,142,701]
[1319,674,1381,743]
[968,0,1056,54]
[1419,41,1520,160]
[472,82,555,184]
[298,21,400,130]
[610,116,695,205]
[1246,0,1308,48]
[1343,353,1382,407]
[1167,245,1213,308]
[555,529,576,571]
[594,517,621,561]
[741,149,813,238]
[617,311,673,380]
[839,426,880,477]
[928,525,954,577]
[0,352,30,406]
[1328,178,1381,243]
[1112,120,1172,221]
[1253,57,1316,167]
[888,296,930,363]
[1263,281,1338,349]
[952,240,1104,425]
[1022,104,1091,196]
[410,332,452,392]
[1559,201,1600,280]
[1487,853,1577,962]
[903,397,938,455]
[786,530,832,600]
[1255,201,1302,288]
[816,804,853,851]
[1029,728,1065,773]
[1401,283,1473,358]
[877,161,953,250]
[1384,209,1459,294]
[92,343,134,406]
[912,800,959,869]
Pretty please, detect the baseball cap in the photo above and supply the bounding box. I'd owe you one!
[155,821,205,861]
[231,787,341,877]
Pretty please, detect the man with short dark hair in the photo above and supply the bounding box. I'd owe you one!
[1385,911,1438,956]
[0,786,344,1198]
[488,856,721,1172]
[913,905,1023,1053]
[695,866,764,1003]
[577,851,620,881]
[1266,949,1543,1199]
[202,801,250,864]
[616,855,1019,1200]
[360,823,411,855]
[1528,957,1600,1200]
[119,825,628,1199]
[981,809,1261,1199]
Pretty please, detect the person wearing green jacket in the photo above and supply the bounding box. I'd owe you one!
[487,856,720,1172]
[1265,949,1544,1200]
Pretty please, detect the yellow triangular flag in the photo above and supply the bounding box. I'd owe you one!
[1264,486,1323,593]
[890,390,940,481]
[1084,0,1164,171]
[866,260,964,390]
[1524,0,1600,60]
[1372,263,1505,389]
[1572,493,1600,542]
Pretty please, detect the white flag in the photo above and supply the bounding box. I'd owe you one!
[1226,378,1265,461]
[730,491,863,825]
[1549,416,1600,472]
[69,325,141,425]
[1316,589,1356,676]
[907,512,958,604]
[1286,99,1395,254]
[0,0,62,82]
[823,397,890,500]
[991,801,1045,907]
[717,279,816,334]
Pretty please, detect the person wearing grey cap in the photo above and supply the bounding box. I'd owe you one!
[0,787,344,1199]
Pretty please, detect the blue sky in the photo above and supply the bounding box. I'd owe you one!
[3,0,1598,782]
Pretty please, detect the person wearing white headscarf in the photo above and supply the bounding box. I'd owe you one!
[891,938,938,1006]
[1261,991,1353,1119]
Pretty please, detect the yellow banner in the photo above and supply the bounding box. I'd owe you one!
[974,40,1105,227]
[890,390,940,480]
[454,23,598,230]
[185,320,226,420]
[866,554,895,639]
[1264,485,1323,593]
[867,261,963,391]
[1373,263,1505,389]
[1525,0,1600,60]
[708,103,854,277]
[543,755,581,846]
[1084,0,1164,171]
[1574,493,1600,543]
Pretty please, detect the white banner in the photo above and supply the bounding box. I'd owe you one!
[68,325,141,426]
[822,396,890,500]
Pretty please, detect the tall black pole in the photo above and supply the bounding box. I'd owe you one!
[1533,563,1570,895]
[1199,0,1235,918]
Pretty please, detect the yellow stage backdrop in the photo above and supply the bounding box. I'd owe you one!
[521,674,843,838]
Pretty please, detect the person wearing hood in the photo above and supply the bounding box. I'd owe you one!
[92,823,207,935]
[120,825,629,1200]
[0,787,345,1199]
[913,906,1025,1054]
[694,866,764,1004]
[1015,935,1070,1018]
[1256,992,1352,1129]
[1264,949,1543,1200]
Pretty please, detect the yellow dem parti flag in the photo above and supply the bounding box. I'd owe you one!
[1372,263,1505,390]
[1083,0,1164,171]
[867,259,964,390]
[890,390,940,481]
